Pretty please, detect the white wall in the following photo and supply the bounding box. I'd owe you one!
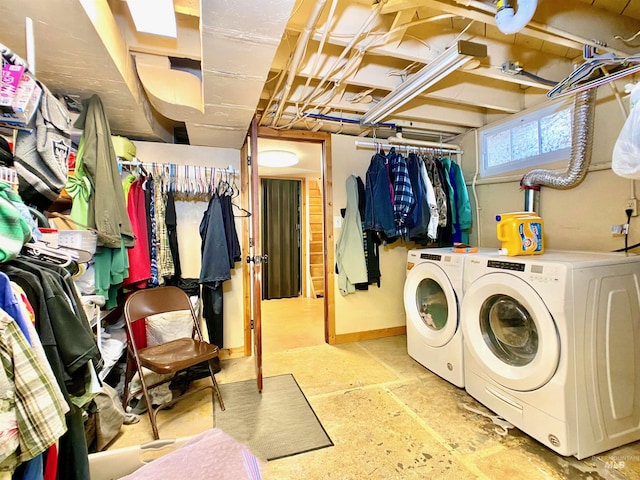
[330,134,408,335]
[132,141,244,350]
[459,85,640,254]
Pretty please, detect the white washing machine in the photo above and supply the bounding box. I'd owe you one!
[404,247,494,388]
[461,250,640,459]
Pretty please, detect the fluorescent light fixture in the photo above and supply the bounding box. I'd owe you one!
[258,150,299,168]
[361,40,487,125]
[126,0,177,38]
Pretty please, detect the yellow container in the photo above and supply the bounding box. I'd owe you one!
[496,212,544,256]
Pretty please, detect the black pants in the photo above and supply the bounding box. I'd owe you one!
[202,281,224,347]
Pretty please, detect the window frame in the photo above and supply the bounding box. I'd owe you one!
[479,98,574,177]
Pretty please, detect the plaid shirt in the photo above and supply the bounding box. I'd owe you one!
[389,151,415,238]
[0,309,68,463]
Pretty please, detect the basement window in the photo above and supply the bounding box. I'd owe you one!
[479,100,573,177]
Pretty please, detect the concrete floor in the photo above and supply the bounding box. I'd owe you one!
[106,298,640,479]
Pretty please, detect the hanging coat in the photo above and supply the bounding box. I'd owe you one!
[199,194,231,284]
[72,94,134,248]
[336,175,368,295]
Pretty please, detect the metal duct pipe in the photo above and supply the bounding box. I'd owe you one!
[495,0,538,35]
[521,89,597,189]
[271,0,328,126]
[523,186,540,213]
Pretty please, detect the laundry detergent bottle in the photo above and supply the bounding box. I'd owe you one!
[496,212,544,256]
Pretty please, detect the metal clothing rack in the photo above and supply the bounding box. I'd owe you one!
[117,158,239,199]
[117,158,239,176]
[355,140,463,156]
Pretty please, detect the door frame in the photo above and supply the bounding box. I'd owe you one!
[242,128,335,354]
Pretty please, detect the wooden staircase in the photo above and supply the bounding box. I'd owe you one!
[308,180,324,298]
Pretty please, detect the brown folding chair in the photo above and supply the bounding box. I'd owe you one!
[121,286,225,439]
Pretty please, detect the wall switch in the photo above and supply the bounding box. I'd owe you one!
[625,198,638,217]
[334,215,343,228]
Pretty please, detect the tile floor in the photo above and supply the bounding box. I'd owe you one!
[107,299,640,479]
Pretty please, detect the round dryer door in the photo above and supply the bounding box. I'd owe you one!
[461,272,560,391]
[404,262,458,347]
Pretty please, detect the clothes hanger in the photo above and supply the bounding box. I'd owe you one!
[548,47,640,98]
[231,202,252,217]
[21,241,77,269]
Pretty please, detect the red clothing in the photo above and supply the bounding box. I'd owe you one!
[44,444,58,480]
[123,179,152,289]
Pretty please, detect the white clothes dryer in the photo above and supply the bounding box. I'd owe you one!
[461,250,640,459]
[404,247,494,388]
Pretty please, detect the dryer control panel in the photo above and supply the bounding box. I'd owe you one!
[487,260,525,271]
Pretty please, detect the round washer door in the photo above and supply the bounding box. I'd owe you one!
[461,272,560,392]
[404,262,459,347]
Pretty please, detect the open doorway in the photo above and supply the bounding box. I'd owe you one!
[257,137,325,353]
[261,177,301,300]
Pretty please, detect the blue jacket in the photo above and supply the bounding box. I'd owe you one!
[364,152,395,238]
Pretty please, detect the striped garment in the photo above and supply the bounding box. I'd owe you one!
[389,151,415,238]
[153,179,174,282]
[147,177,159,287]
[0,182,31,263]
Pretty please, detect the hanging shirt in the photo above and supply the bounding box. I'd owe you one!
[0,182,31,263]
[388,149,415,239]
[146,176,159,287]
[441,157,458,229]
[0,273,31,344]
[425,156,448,228]
[123,179,151,289]
[154,178,174,283]
[0,308,69,463]
[418,159,439,241]
[448,160,472,244]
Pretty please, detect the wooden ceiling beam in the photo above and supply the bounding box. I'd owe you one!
[384,0,640,55]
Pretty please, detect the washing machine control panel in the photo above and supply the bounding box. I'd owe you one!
[487,260,525,272]
[420,253,442,261]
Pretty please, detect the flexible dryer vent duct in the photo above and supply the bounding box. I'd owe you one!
[521,89,597,190]
[495,0,538,35]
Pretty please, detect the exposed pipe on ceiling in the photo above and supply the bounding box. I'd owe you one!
[297,0,339,108]
[495,0,538,35]
[295,0,388,116]
[270,0,328,127]
[521,89,597,189]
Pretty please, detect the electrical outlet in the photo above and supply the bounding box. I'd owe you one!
[625,198,638,217]
[612,224,630,235]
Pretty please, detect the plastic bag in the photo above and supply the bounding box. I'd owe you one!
[613,100,640,179]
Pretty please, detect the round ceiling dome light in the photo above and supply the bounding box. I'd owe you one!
[258,150,299,167]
